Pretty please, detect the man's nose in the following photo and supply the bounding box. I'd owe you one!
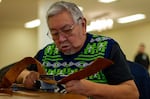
[58,32,67,42]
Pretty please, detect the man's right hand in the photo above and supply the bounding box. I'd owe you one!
[16,69,39,89]
[23,71,39,89]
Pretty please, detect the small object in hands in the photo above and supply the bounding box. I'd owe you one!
[34,75,57,92]
[34,80,57,92]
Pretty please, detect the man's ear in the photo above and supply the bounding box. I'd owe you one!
[80,17,87,34]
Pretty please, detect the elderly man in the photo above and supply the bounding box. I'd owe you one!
[17,1,139,99]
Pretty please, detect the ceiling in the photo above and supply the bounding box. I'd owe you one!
[0,0,150,30]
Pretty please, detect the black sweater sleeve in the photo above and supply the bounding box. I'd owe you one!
[103,42,133,85]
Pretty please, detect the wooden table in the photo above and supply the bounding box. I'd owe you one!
[0,91,87,99]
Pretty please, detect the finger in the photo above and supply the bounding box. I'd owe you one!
[30,71,39,80]
[23,72,38,89]
[23,78,34,89]
[66,86,73,93]
[66,81,73,87]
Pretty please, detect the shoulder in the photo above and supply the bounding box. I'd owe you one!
[38,43,57,53]
[87,33,118,46]
[34,43,57,60]
[43,43,56,49]
[88,33,115,42]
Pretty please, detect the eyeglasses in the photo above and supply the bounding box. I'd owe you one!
[47,23,75,39]
[47,17,83,39]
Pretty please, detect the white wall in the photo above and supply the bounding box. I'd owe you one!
[1,0,150,73]
[99,22,150,61]
[0,26,38,68]
[37,0,54,50]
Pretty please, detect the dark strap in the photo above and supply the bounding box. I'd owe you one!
[58,58,113,84]
[0,57,46,94]
[40,58,113,84]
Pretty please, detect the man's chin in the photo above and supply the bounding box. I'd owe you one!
[62,50,76,55]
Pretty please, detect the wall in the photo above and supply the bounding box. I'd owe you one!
[0,26,38,68]
[1,0,150,71]
[38,0,54,50]
[98,22,150,61]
